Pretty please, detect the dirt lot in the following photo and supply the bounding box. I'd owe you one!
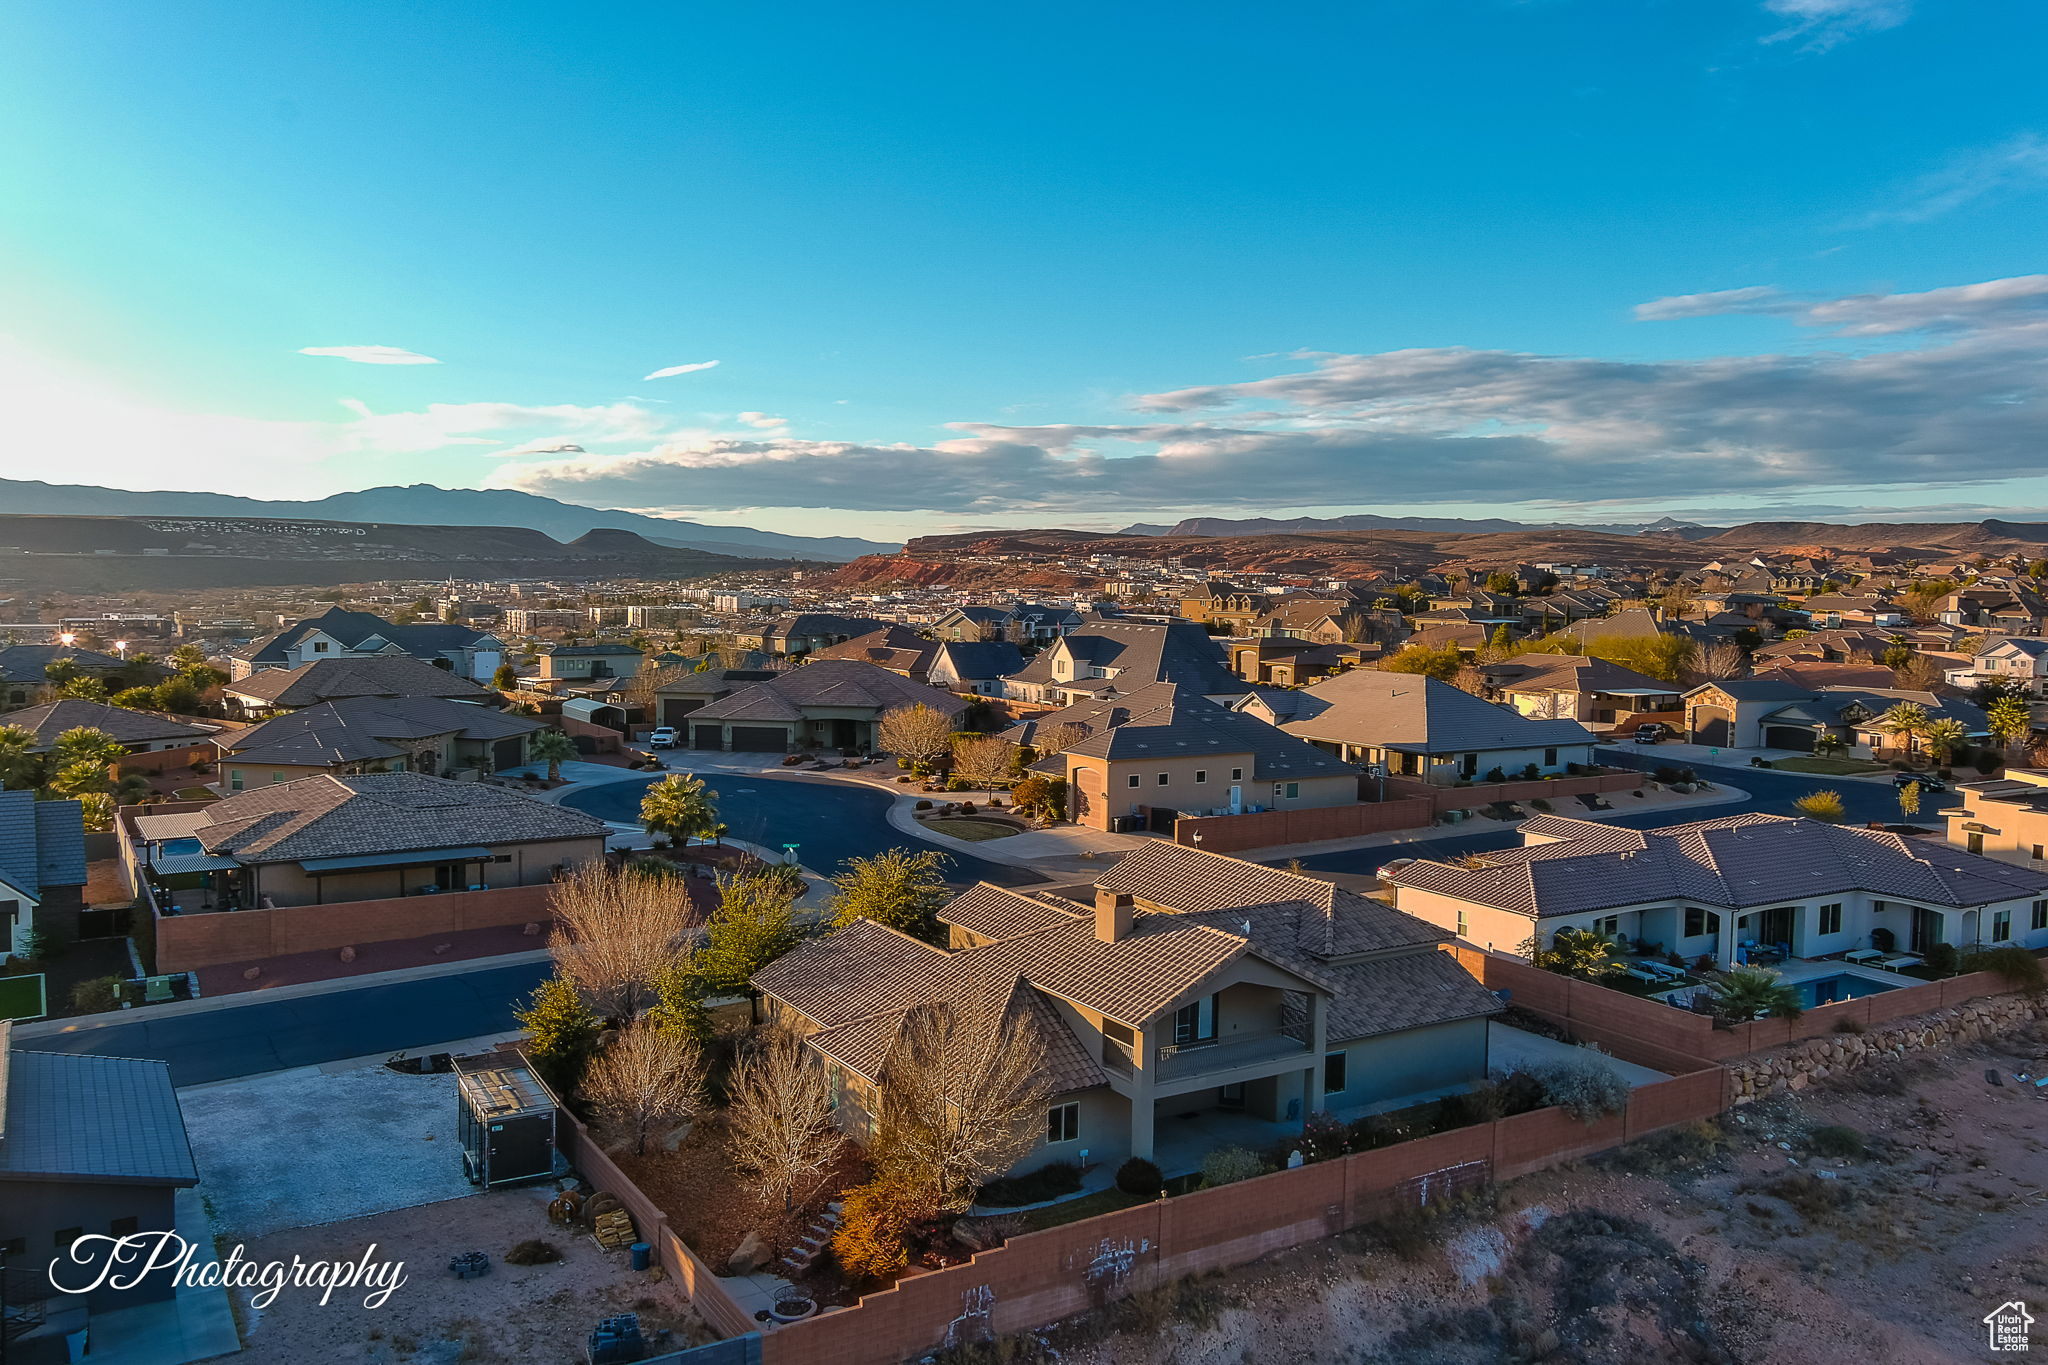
[949,1017,2048,1365]
[236,1184,710,1364]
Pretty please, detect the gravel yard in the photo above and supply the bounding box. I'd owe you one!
[181,1063,475,1239]
[236,1185,708,1364]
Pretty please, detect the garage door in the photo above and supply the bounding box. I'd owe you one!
[728,726,789,752]
[692,724,724,750]
[1764,725,1817,753]
[1691,709,1732,747]
[662,699,703,727]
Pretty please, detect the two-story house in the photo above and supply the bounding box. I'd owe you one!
[0,791,87,962]
[231,607,503,682]
[536,643,644,683]
[221,654,497,720]
[752,843,1502,1175]
[1001,619,1247,707]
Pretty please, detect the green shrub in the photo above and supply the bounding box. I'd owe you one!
[976,1161,1082,1208]
[1519,1057,1630,1123]
[1961,945,2044,993]
[1923,942,1960,977]
[69,975,122,1014]
[1200,1145,1266,1187]
[1805,1124,1866,1160]
[1114,1157,1163,1197]
[1299,1112,1350,1161]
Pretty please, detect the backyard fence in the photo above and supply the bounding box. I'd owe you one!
[1385,769,1643,813]
[1173,798,1436,852]
[152,883,558,972]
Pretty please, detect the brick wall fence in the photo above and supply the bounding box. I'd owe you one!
[557,1113,759,1340]
[1387,769,1642,815]
[757,1062,1726,1365]
[1447,944,2017,1065]
[153,883,558,972]
[116,743,218,774]
[1173,798,1436,852]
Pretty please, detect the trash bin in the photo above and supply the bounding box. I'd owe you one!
[629,1242,651,1272]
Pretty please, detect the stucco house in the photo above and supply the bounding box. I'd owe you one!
[1236,670,1597,784]
[1475,654,1681,732]
[0,645,132,711]
[1,699,214,756]
[809,625,940,680]
[221,654,496,719]
[535,643,644,682]
[926,640,1027,696]
[119,772,608,911]
[677,658,965,753]
[230,607,503,682]
[752,843,1501,1175]
[212,695,542,789]
[1386,811,2048,965]
[0,791,87,962]
[1007,682,1360,832]
[1002,619,1247,707]
[1684,679,1985,754]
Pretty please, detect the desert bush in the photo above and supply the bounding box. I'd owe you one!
[505,1239,561,1265]
[1923,942,1960,977]
[69,976,122,1014]
[1200,1145,1265,1187]
[1599,1120,1725,1176]
[1962,945,2044,993]
[1114,1157,1164,1198]
[831,1176,929,1282]
[914,799,932,811]
[1759,1171,1855,1223]
[1519,1058,1630,1123]
[1805,1124,1867,1160]
[1298,1111,1350,1162]
[976,1161,1081,1208]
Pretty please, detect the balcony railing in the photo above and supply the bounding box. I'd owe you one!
[1152,1031,1311,1083]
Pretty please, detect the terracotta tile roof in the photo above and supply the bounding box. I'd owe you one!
[227,655,493,708]
[192,772,606,863]
[751,917,952,1027]
[689,659,966,723]
[1322,952,1504,1043]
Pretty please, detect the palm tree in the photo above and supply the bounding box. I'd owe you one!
[0,724,41,791]
[1709,966,1802,1021]
[1878,701,1930,758]
[42,727,127,798]
[640,773,719,849]
[529,729,579,783]
[1922,717,1967,767]
[1534,926,1624,980]
[1987,695,2032,758]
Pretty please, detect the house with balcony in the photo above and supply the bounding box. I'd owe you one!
[1384,811,2048,967]
[752,843,1501,1175]
[1474,654,1682,733]
[1001,619,1247,707]
[535,643,644,682]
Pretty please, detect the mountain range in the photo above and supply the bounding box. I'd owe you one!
[0,479,897,560]
[1119,513,1721,539]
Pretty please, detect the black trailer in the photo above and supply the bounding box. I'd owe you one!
[453,1051,562,1188]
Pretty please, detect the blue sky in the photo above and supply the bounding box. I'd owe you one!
[0,0,2043,539]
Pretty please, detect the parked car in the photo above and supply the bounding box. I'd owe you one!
[1894,772,1946,793]
[1375,857,1417,881]
[648,726,680,748]
[1633,722,1669,744]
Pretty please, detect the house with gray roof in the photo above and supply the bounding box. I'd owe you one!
[230,606,503,683]
[754,842,1499,1177]
[1385,811,2048,968]
[0,1021,201,1336]
[119,772,607,910]
[1684,679,1986,754]
[925,639,1027,696]
[1475,655,1682,733]
[213,695,542,789]
[0,645,131,711]
[1,699,214,755]
[1006,682,1361,831]
[1001,618,1247,707]
[1237,669,1597,784]
[676,658,964,753]
[0,791,87,962]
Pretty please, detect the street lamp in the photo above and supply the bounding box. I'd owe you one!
[58,632,75,647]
[113,640,129,657]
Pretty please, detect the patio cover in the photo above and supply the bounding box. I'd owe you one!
[298,845,493,874]
[150,851,240,876]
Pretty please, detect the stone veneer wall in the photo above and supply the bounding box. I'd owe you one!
[1727,991,2048,1103]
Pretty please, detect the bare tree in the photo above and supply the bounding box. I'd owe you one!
[951,735,1017,799]
[1689,639,1748,684]
[726,1030,846,1212]
[877,703,956,772]
[1892,653,1947,693]
[548,862,695,1018]
[584,1020,705,1156]
[1521,690,1577,721]
[875,1001,1055,1212]
[1032,721,1090,756]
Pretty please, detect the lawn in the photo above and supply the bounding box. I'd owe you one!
[924,817,1022,841]
[1769,756,1886,775]
[1020,1187,1148,1231]
[172,786,220,801]
[0,972,48,1021]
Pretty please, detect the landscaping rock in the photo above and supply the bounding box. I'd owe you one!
[728,1230,771,1275]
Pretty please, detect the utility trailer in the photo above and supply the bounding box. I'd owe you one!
[453,1051,562,1188]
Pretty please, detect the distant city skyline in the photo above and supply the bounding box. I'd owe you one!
[2,1,2043,540]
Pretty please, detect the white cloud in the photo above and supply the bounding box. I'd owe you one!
[1632,286,1791,321]
[1761,0,1912,50]
[1633,273,2048,336]
[735,411,787,429]
[1862,132,2048,225]
[642,360,721,380]
[297,344,442,365]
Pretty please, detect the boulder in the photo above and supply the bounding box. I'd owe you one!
[728,1230,772,1276]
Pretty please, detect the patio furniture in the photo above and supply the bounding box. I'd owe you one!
[1878,954,1923,972]
[1843,948,1885,964]
[1640,961,1685,980]
[1622,966,1661,983]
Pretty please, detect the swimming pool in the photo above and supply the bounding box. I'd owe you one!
[1791,972,1902,1008]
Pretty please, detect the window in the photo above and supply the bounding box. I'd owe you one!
[2034,900,2048,931]
[1456,909,1468,936]
[270,771,286,784]
[1324,1052,1347,1094]
[1194,770,1207,783]
[1127,774,1140,788]
[2033,845,2044,861]
[312,641,329,652]
[1819,903,1843,936]
[228,768,245,791]
[1594,915,1620,938]
[1157,772,1170,786]
[1544,748,1557,766]
[54,1228,82,1251]
[109,1217,139,1238]
[1683,907,1719,938]
[1230,767,1243,781]
[1172,995,1217,1045]
[1994,909,2013,942]
[1047,1102,1080,1144]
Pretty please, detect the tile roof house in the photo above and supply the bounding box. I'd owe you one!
[1,699,214,754]
[0,1022,201,1327]
[0,790,88,961]
[1387,811,2048,967]
[213,695,543,787]
[0,645,132,710]
[221,654,496,718]
[230,607,503,683]
[121,772,607,910]
[736,613,892,656]
[1236,669,1597,784]
[1684,679,1985,754]
[1228,638,1382,688]
[1005,682,1362,831]
[925,640,1028,697]
[1475,654,1682,733]
[754,843,1499,1175]
[809,625,941,680]
[1002,619,1247,706]
[677,658,965,753]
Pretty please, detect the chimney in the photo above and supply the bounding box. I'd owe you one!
[1095,888,1134,943]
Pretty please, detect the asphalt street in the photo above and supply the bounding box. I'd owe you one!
[16,749,1952,1085]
